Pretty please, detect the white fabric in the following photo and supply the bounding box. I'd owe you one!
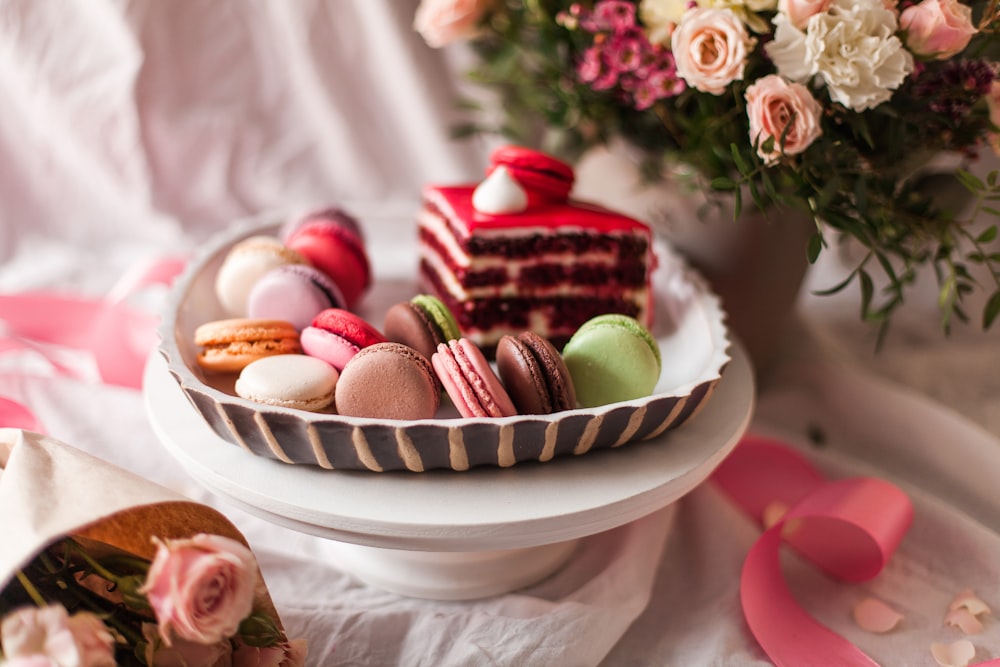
[1,2,999,665]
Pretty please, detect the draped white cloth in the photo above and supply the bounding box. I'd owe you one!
[1,2,999,665]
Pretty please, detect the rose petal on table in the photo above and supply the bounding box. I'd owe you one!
[852,597,903,633]
[944,608,983,635]
[930,639,976,667]
[761,500,789,529]
[948,589,992,617]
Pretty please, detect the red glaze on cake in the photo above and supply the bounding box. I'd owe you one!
[418,146,655,352]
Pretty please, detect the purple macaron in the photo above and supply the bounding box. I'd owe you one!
[247,264,345,331]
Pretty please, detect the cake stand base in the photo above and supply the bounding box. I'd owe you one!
[327,538,582,600]
[143,342,753,601]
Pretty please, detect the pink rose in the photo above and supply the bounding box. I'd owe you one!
[671,8,755,95]
[900,0,976,60]
[233,638,309,667]
[745,74,823,163]
[777,0,832,30]
[0,606,115,667]
[141,623,232,667]
[414,0,491,48]
[140,533,257,646]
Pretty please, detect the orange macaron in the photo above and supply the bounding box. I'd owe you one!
[194,318,301,373]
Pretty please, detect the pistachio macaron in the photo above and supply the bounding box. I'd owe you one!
[561,314,661,408]
[383,294,461,361]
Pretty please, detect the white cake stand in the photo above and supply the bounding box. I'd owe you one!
[143,343,754,600]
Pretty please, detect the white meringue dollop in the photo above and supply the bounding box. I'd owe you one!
[472,166,528,215]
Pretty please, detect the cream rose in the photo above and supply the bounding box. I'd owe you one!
[414,0,491,48]
[141,533,257,646]
[745,75,823,163]
[777,0,831,29]
[900,0,976,60]
[671,8,756,94]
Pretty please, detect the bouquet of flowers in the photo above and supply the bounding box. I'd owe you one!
[0,430,307,667]
[415,0,1000,338]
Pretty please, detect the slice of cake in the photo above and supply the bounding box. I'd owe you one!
[418,146,655,352]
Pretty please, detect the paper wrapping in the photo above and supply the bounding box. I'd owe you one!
[0,427,281,626]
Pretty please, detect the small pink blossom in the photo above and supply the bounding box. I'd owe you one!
[900,0,976,60]
[140,533,257,646]
[414,0,491,48]
[777,0,832,30]
[582,1,637,32]
[671,7,756,95]
[745,74,823,163]
[0,606,115,667]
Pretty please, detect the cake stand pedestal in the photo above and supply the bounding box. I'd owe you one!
[143,343,753,600]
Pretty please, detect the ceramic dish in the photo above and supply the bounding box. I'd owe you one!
[158,217,731,472]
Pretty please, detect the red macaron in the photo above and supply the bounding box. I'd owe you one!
[300,308,387,372]
[283,213,371,309]
[487,146,575,204]
[432,338,517,418]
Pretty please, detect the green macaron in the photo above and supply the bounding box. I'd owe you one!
[561,314,661,408]
[411,294,461,342]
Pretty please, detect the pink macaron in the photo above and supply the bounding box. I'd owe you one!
[283,212,371,309]
[247,264,346,331]
[300,308,387,372]
[431,338,517,418]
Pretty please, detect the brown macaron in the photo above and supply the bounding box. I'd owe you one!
[495,332,577,414]
[194,318,301,373]
[334,342,440,420]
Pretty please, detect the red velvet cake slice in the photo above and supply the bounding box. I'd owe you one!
[418,146,654,352]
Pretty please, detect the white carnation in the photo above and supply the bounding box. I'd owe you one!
[765,0,914,111]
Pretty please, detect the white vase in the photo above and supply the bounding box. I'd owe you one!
[576,146,814,377]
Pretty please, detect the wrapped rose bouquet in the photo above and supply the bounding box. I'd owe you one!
[417,0,1000,338]
[0,429,306,667]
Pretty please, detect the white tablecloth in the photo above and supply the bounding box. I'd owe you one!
[2,2,999,665]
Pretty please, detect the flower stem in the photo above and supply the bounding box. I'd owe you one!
[15,570,47,607]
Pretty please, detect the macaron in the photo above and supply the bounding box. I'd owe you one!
[487,146,575,204]
[561,314,662,408]
[247,264,346,331]
[335,342,440,420]
[431,338,517,418]
[281,206,366,244]
[496,332,576,414]
[235,354,338,412]
[214,236,308,316]
[194,318,301,373]
[283,214,371,309]
[300,308,387,372]
[383,294,461,361]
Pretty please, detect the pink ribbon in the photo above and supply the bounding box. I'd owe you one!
[0,256,186,430]
[714,435,1000,666]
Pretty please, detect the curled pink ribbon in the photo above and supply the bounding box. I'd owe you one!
[0,256,186,432]
[713,435,1000,666]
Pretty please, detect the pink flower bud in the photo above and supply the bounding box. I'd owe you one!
[900,0,976,60]
[414,0,491,48]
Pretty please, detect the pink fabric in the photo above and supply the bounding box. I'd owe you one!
[0,256,185,396]
[713,435,1000,667]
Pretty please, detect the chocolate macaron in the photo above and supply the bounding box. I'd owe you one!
[496,332,576,414]
[335,342,440,420]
